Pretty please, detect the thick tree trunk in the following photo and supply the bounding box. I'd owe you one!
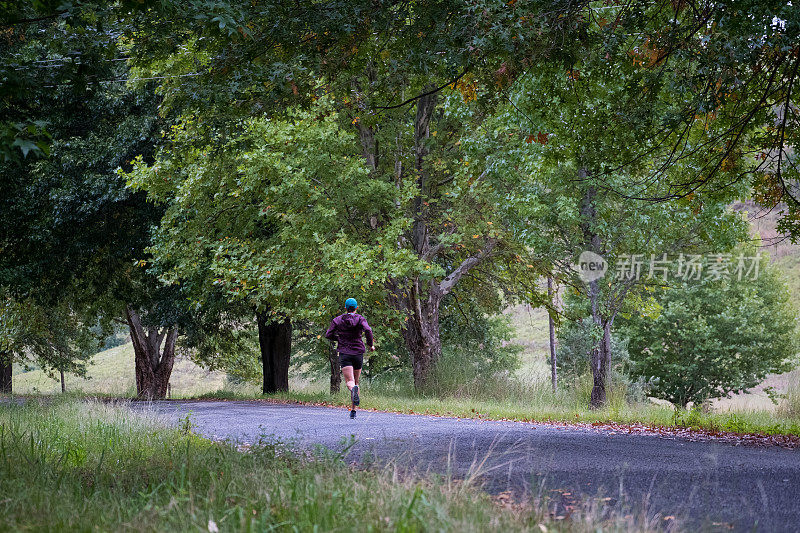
[395,248,496,392]
[403,280,443,392]
[402,91,443,392]
[547,277,558,392]
[256,312,291,394]
[125,306,178,400]
[394,88,496,392]
[327,340,341,394]
[0,352,11,394]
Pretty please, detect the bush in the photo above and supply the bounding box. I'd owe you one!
[621,253,799,408]
[430,314,523,397]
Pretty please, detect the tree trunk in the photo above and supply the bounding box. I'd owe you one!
[256,312,291,394]
[587,270,605,408]
[581,181,610,409]
[125,306,178,400]
[395,251,496,392]
[0,352,11,394]
[60,369,65,393]
[547,277,557,392]
[402,279,443,392]
[399,91,443,392]
[394,88,495,392]
[327,340,341,394]
[590,320,613,408]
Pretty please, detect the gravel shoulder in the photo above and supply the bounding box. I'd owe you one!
[137,400,800,532]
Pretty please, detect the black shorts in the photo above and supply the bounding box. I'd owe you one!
[339,352,364,370]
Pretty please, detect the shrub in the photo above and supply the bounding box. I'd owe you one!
[430,313,523,397]
[621,253,799,408]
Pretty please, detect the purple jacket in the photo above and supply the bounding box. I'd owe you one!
[324,312,374,355]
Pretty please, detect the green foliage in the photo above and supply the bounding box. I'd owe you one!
[622,252,800,408]
[125,98,412,366]
[124,0,588,121]
[556,317,630,381]
[0,121,50,163]
[432,312,523,397]
[0,2,172,330]
[0,292,103,377]
[184,318,262,384]
[122,0,596,389]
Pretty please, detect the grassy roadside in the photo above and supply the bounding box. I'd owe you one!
[0,399,670,532]
[196,385,800,439]
[11,337,800,439]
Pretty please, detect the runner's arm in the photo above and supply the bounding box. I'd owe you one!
[324,320,338,341]
[362,318,374,348]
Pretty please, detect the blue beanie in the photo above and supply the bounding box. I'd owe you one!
[345,298,358,309]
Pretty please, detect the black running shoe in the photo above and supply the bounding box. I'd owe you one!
[351,385,360,406]
[350,409,356,419]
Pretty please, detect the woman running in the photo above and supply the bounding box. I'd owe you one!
[324,298,375,419]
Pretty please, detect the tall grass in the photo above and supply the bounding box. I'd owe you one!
[779,373,800,419]
[0,398,673,532]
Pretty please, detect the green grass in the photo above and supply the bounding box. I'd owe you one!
[0,399,672,532]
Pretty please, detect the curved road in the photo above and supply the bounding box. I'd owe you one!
[138,400,800,532]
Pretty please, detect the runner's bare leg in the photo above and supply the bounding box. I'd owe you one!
[342,365,355,410]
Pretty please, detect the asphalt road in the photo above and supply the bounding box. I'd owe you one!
[137,400,800,532]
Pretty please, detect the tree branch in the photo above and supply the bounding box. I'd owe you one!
[374,69,467,111]
[439,238,497,296]
[1,13,65,27]
[421,225,457,261]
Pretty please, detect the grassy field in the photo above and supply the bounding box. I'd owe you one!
[0,398,674,532]
[12,343,234,397]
